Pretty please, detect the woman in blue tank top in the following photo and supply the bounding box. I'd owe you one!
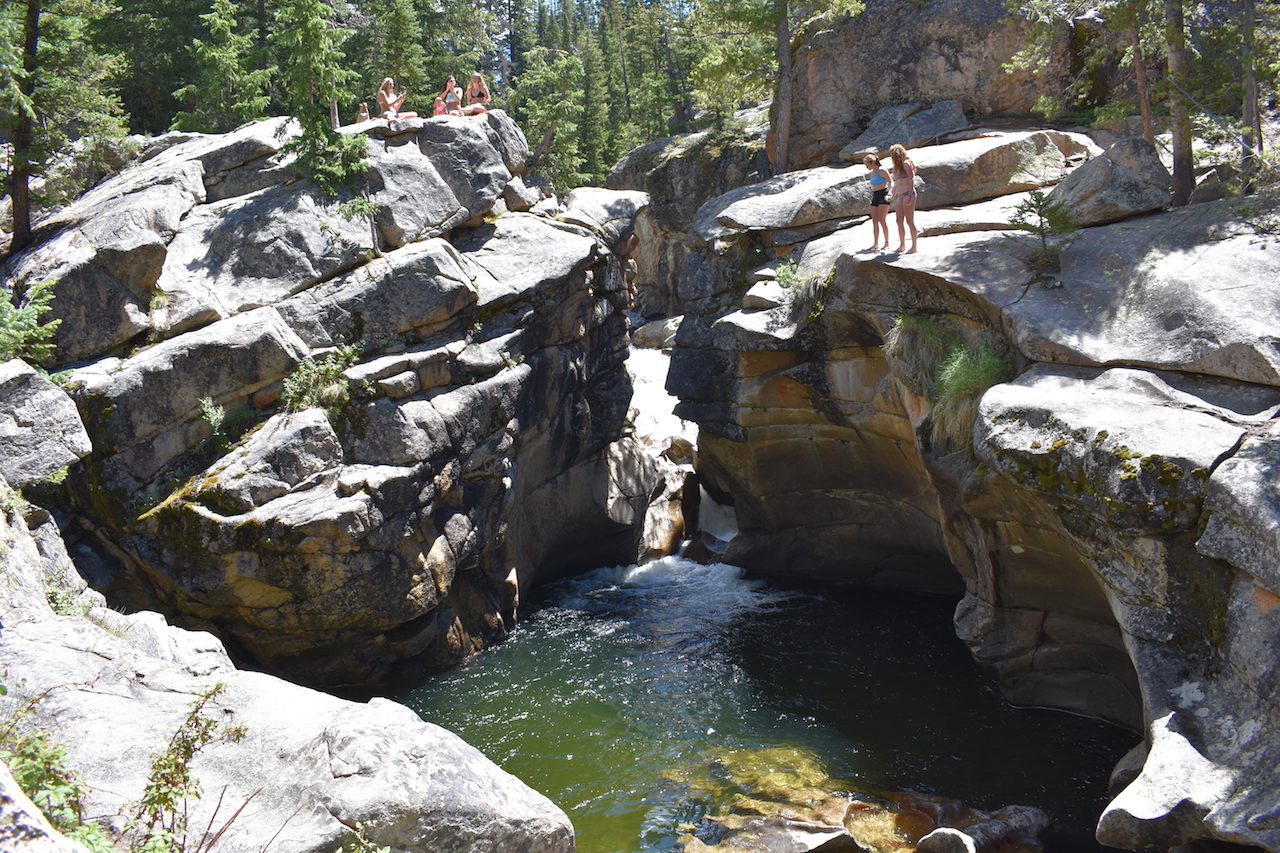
[864,154,892,252]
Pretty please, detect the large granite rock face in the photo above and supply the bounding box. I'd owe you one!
[0,503,574,853]
[666,190,1280,851]
[4,115,674,694]
[1047,136,1171,226]
[777,0,1071,168]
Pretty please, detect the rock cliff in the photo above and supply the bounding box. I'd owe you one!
[664,125,1280,851]
[0,482,575,853]
[775,0,1072,169]
[3,113,683,693]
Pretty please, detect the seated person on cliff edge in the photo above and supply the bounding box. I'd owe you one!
[438,75,464,116]
[376,77,417,119]
[462,72,490,115]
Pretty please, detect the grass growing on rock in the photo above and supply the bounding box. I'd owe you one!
[931,342,1016,449]
[883,314,963,398]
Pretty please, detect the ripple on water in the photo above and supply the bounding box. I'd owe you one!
[398,557,1136,853]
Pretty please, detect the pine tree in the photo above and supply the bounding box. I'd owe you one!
[171,0,271,132]
[270,0,365,191]
[577,33,609,183]
[2,0,125,253]
[514,45,585,192]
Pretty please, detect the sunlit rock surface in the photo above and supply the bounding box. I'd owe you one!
[665,147,1280,852]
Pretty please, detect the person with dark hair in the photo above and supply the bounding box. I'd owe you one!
[863,154,892,251]
[438,75,463,116]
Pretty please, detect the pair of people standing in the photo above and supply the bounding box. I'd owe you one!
[864,144,917,254]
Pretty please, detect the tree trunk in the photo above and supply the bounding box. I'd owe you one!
[772,0,791,173]
[1241,0,1257,194]
[1165,0,1193,206]
[9,0,41,255]
[1130,25,1155,145]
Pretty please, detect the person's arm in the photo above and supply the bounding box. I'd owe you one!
[393,92,406,110]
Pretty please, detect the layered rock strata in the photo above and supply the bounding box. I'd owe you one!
[667,167,1280,851]
[4,114,680,693]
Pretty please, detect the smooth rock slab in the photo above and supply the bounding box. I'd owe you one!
[0,360,92,488]
[839,100,970,160]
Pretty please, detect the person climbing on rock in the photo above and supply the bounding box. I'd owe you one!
[889,143,919,254]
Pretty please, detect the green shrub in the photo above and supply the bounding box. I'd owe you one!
[1008,189,1078,270]
[0,719,114,851]
[280,343,363,411]
[1,279,62,363]
[930,342,1015,450]
[199,397,227,450]
[128,683,247,853]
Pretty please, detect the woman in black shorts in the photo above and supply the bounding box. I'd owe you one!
[864,154,892,251]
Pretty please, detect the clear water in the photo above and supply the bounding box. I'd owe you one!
[398,556,1137,853]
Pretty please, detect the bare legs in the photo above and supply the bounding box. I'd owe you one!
[868,204,890,250]
[894,195,918,254]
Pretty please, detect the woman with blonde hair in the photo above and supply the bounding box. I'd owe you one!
[376,77,407,118]
[888,143,918,254]
[462,72,490,115]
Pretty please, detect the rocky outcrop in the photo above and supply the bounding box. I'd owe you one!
[1047,137,1171,226]
[2,114,677,693]
[778,0,1072,168]
[0,499,574,853]
[606,112,772,318]
[665,187,1280,851]
[0,361,91,488]
[838,101,970,162]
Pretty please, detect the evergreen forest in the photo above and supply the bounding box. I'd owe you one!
[3,0,1280,248]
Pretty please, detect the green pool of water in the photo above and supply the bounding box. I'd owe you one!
[398,557,1136,852]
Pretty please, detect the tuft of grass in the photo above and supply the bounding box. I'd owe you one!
[930,342,1015,450]
[883,314,963,398]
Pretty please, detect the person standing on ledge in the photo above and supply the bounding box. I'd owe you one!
[889,143,919,254]
[863,154,892,252]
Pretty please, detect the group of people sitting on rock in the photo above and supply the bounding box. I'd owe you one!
[357,73,491,123]
[863,144,918,255]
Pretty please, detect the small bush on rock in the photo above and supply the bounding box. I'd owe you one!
[1007,189,1078,272]
[281,343,363,411]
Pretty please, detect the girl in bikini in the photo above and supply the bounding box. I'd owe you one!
[376,77,406,119]
[889,143,918,254]
[864,154,892,251]
[462,72,490,115]
[438,75,463,116]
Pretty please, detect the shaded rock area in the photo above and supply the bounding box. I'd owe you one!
[839,101,970,162]
[0,498,575,853]
[606,108,772,318]
[2,113,684,696]
[662,98,1280,850]
[777,0,1072,169]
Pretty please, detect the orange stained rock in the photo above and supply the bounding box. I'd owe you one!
[1254,584,1280,616]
